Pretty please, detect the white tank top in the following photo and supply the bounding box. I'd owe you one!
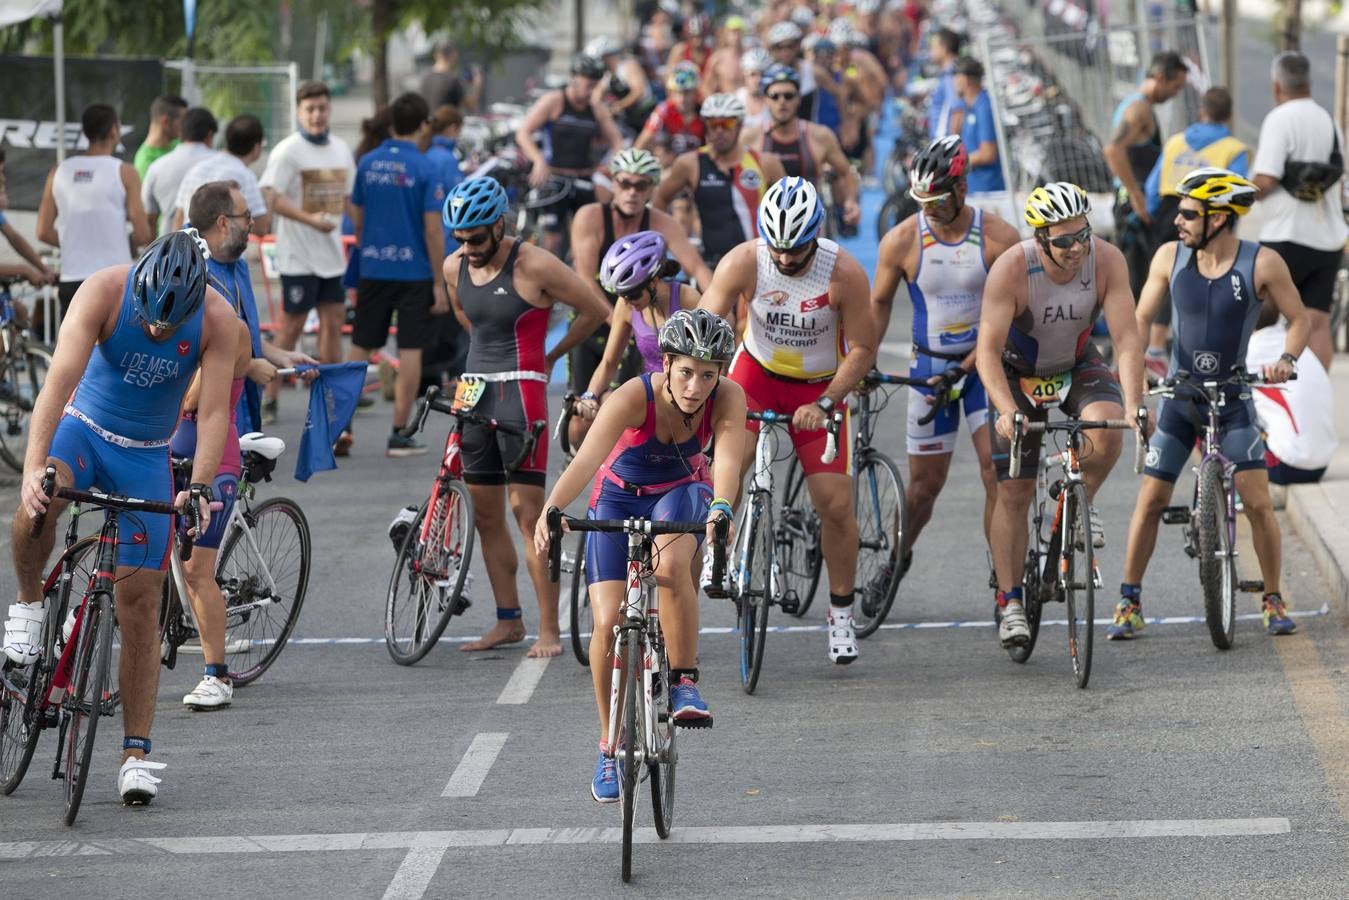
[743,237,841,380]
[52,155,130,282]
[908,208,987,357]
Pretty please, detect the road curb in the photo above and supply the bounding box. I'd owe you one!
[1284,480,1349,625]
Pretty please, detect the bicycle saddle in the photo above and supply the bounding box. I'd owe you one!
[239,432,286,459]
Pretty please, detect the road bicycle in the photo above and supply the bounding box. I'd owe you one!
[0,467,198,824]
[159,433,311,686]
[554,391,592,666]
[546,507,728,883]
[0,275,55,473]
[385,382,545,665]
[1009,398,1142,689]
[1152,368,1285,650]
[732,409,840,695]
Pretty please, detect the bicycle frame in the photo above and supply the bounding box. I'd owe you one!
[737,417,786,598]
[605,532,662,768]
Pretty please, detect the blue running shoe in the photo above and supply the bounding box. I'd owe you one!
[591,750,619,803]
[671,676,712,728]
[1106,600,1144,640]
[1262,595,1296,635]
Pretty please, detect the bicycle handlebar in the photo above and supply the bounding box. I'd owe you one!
[861,368,959,427]
[748,408,843,464]
[555,391,580,458]
[29,464,200,558]
[545,506,729,587]
[403,385,546,472]
[1007,414,1141,479]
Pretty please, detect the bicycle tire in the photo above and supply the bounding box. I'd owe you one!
[217,497,312,685]
[1196,458,1237,650]
[777,459,822,618]
[568,532,591,666]
[739,501,772,695]
[385,482,476,665]
[620,633,640,883]
[0,340,52,473]
[1009,500,1049,664]
[1063,482,1094,689]
[64,593,113,825]
[853,451,907,638]
[649,630,675,839]
[875,191,919,239]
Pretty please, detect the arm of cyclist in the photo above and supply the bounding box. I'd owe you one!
[976,249,1026,442]
[532,377,649,555]
[795,254,876,432]
[1103,101,1154,225]
[651,152,696,212]
[516,93,559,188]
[581,299,636,415]
[870,215,916,344]
[0,219,56,282]
[442,250,475,333]
[696,241,755,322]
[650,207,714,288]
[569,203,607,294]
[1255,245,1310,382]
[182,291,238,536]
[815,127,860,226]
[633,111,662,151]
[524,247,609,369]
[1135,241,1176,390]
[1096,240,1146,417]
[706,377,748,543]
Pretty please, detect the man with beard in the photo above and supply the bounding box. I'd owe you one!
[871,136,1020,579]
[1112,168,1308,641]
[698,176,877,665]
[441,177,608,658]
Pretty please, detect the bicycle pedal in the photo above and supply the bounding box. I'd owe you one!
[674,715,713,730]
[778,591,800,615]
[1161,506,1191,524]
[1238,580,1265,593]
[1092,567,1103,590]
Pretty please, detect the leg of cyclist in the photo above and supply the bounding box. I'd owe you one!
[1237,468,1294,634]
[905,452,951,547]
[652,482,711,721]
[805,470,860,664]
[989,408,1039,646]
[178,472,240,709]
[462,482,528,651]
[116,567,168,760]
[970,425,997,543]
[509,481,562,658]
[5,460,73,666]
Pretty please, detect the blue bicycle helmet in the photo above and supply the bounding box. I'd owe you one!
[131,230,207,328]
[760,64,801,94]
[758,177,823,249]
[443,177,509,231]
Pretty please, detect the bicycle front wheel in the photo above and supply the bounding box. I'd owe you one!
[1196,458,1237,650]
[777,459,822,618]
[0,339,53,473]
[853,451,907,638]
[217,497,312,685]
[649,633,675,838]
[739,501,772,695]
[64,593,113,825]
[1063,482,1095,689]
[568,532,591,666]
[620,633,641,883]
[385,482,476,665]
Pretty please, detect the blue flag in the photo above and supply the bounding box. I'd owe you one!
[294,362,368,482]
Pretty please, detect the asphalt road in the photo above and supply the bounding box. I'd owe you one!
[2,299,1347,898]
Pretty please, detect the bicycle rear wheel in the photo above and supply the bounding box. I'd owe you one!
[0,340,53,473]
[385,483,476,665]
[568,533,591,666]
[620,634,641,883]
[64,593,113,825]
[777,459,822,618]
[649,633,675,838]
[216,497,311,685]
[739,502,773,695]
[1063,483,1095,689]
[853,451,907,638]
[1196,459,1237,650]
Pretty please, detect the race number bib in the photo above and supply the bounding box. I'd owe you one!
[1019,371,1072,408]
[453,377,486,411]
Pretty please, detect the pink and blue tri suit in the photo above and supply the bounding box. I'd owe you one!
[169,375,245,549]
[585,373,716,584]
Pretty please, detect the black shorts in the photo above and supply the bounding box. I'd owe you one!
[58,280,83,316]
[1260,241,1343,313]
[991,343,1124,481]
[352,278,434,351]
[842,117,871,162]
[460,378,548,487]
[281,274,344,315]
[566,322,644,393]
[537,178,596,235]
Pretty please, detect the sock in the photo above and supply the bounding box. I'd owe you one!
[828,593,852,621]
[996,586,1023,608]
[1145,346,1167,359]
[671,668,698,684]
[204,663,228,679]
[1120,583,1141,605]
[598,740,609,754]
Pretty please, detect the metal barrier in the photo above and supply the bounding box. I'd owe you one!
[164,60,299,153]
[980,16,1211,235]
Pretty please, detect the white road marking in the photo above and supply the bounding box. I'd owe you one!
[496,656,551,705]
[442,732,509,798]
[381,847,446,900]
[0,818,1291,859]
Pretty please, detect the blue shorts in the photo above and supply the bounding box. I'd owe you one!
[1144,395,1266,483]
[48,415,174,570]
[585,481,712,585]
[906,350,988,455]
[171,466,238,550]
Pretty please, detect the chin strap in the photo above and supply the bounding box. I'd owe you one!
[1035,230,1066,270]
[663,364,702,429]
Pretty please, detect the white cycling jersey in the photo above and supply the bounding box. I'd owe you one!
[742,237,841,380]
[908,207,987,358]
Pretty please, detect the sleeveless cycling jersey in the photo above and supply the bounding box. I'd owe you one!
[171,375,246,477]
[544,94,600,171]
[598,203,652,268]
[1110,91,1162,197]
[743,237,841,380]
[1169,240,1262,380]
[694,147,767,265]
[764,121,819,183]
[591,372,716,505]
[909,208,986,358]
[458,240,550,375]
[630,282,681,372]
[645,101,706,154]
[1002,238,1101,376]
[70,274,204,442]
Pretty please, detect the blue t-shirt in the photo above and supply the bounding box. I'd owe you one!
[351,139,445,282]
[959,90,1005,193]
[1144,123,1249,216]
[425,135,466,256]
[927,65,958,139]
[206,255,264,434]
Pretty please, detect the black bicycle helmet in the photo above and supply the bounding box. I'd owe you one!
[909,134,968,196]
[571,54,606,80]
[658,309,736,363]
[131,231,207,328]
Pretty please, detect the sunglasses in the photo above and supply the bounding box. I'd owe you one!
[766,91,799,102]
[705,116,741,130]
[909,190,951,207]
[1046,226,1092,249]
[455,231,492,247]
[771,239,817,260]
[771,42,799,51]
[1176,208,1215,221]
[614,178,653,193]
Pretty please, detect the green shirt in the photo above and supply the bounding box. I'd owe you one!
[133,140,177,179]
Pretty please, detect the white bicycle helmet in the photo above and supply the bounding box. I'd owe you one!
[758,177,823,249]
[1023,182,1092,229]
[767,21,803,46]
[609,147,663,182]
[585,36,622,59]
[741,47,772,74]
[700,93,746,119]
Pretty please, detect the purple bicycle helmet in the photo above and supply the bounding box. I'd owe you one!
[599,230,668,295]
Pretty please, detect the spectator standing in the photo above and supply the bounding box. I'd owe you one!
[952,57,1004,193]
[259,80,357,422]
[36,103,152,315]
[133,95,188,179]
[421,42,483,113]
[1251,51,1349,371]
[1246,302,1337,485]
[924,27,962,139]
[141,106,218,235]
[342,92,448,457]
[169,115,272,235]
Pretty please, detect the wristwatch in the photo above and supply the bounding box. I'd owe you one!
[1279,352,1298,370]
[815,396,836,415]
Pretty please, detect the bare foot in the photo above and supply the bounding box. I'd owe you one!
[526,633,563,658]
[461,620,526,651]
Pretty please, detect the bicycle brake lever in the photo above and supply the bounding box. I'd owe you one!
[546,506,564,583]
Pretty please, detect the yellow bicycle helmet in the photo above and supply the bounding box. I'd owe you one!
[1175,167,1256,216]
[1023,182,1091,229]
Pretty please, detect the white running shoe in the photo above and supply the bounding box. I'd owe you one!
[999,602,1030,647]
[700,547,733,599]
[1077,506,1105,550]
[827,611,859,665]
[182,675,233,710]
[118,757,167,805]
[3,601,45,665]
